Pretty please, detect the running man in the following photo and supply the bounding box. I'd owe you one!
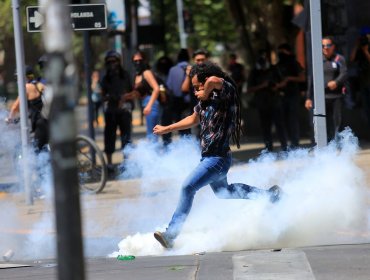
[153,61,281,249]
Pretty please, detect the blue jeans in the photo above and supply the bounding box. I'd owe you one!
[142,96,161,142]
[166,154,265,238]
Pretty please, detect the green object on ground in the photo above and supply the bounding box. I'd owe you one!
[116,255,135,261]
[169,265,185,271]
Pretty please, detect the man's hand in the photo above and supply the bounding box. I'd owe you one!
[276,79,288,89]
[185,65,192,76]
[194,89,209,101]
[327,80,337,90]
[153,125,169,135]
[305,99,313,110]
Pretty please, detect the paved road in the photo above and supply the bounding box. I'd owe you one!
[1,244,370,279]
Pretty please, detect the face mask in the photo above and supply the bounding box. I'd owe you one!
[133,61,145,74]
[256,57,270,70]
[278,52,292,62]
[106,60,119,74]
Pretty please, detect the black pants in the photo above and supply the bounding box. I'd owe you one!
[325,97,342,142]
[33,117,49,152]
[282,94,300,148]
[258,100,287,151]
[104,109,132,155]
[161,102,173,146]
[172,96,191,135]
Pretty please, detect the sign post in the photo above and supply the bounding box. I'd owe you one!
[27,4,107,32]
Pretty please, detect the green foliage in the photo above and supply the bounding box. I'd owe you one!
[0,0,12,50]
[0,0,40,50]
[151,0,237,58]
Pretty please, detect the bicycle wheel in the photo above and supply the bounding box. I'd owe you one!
[76,134,107,193]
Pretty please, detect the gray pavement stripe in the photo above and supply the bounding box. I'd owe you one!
[0,263,32,269]
[232,249,315,280]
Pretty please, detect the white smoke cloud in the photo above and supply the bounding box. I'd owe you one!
[112,128,369,257]
[1,99,368,261]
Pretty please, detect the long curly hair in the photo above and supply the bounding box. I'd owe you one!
[189,61,243,148]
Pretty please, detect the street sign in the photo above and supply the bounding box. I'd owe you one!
[26,4,107,32]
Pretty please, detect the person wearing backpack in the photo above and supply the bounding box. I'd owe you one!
[7,66,49,152]
[305,36,348,142]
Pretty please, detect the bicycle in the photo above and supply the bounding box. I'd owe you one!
[75,134,107,193]
[5,118,108,194]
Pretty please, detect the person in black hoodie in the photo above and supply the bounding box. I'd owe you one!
[101,50,135,169]
[274,43,306,149]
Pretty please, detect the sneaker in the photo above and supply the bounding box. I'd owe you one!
[268,185,282,203]
[154,231,174,249]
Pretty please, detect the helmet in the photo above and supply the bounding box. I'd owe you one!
[105,50,121,62]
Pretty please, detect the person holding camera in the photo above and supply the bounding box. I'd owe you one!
[101,50,135,170]
[350,30,370,131]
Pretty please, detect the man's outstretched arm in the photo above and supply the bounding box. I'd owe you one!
[153,112,199,135]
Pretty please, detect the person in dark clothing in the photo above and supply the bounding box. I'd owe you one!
[8,66,48,152]
[275,43,306,149]
[305,36,348,142]
[247,50,288,152]
[350,31,370,131]
[152,61,282,249]
[101,50,135,169]
[228,53,245,94]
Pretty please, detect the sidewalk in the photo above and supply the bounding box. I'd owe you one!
[1,244,370,279]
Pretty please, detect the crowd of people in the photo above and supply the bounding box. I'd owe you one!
[6,31,370,171]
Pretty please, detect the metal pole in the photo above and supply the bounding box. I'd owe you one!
[11,0,32,205]
[309,0,327,147]
[83,31,95,140]
[40,0,85,279]
[131,0,138,50]
[82,0,95,141]
[176,0,187,48]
